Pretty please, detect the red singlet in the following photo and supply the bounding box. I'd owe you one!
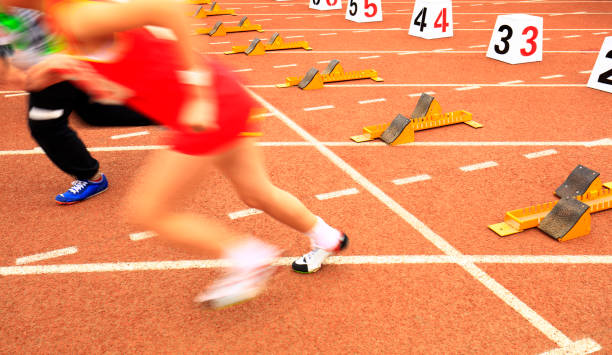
[45,1,257,155]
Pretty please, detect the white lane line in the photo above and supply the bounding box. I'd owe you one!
[524,149,558,159]
[16,247,78,265]
[253,5,269,8]
[455,85,481,91]
[358,98,386,104]
[472,20,486,22]
[359,55,381,59]
[273,63,297,68]
[304,105,334,111]
[396,9,412,12]
[129,231,157,241]
[2,140,612,156]
[398,51,420,55]
[280,4,294,6]
[247,89,588,348]
[228,208,263,220]
[353,29,371,32]
[470,3,483,6]
[499,80,524,85]
[543,38,551,40]
[593,31,609,35]
[209,41,231,45]
[286,16,302,19]
[251,112,276,119]
[226,7,241,10]
[433,48,454,52]
[469,44,487,48]
[5,255,612,275]
[541,74,565,79]
[285,35,304,38]
[579,70,591,74]
[315,187,359,200]
[110,131,150,140]
[409,91,435,97]
[315,14,332,17]
[392,174,432,185]
[538,338,602,355]
[317,60,331,64]
[233,68,253,72]
[4,93,29,97]
[583,138,612,147]
[0,90,26,94]
[320,32,337,36]
[256,18,272,21]
[563,35,581,38]
[460,161,498,172]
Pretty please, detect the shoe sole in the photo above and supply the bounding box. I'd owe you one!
[55,186,109,205]
[292,233,348,274]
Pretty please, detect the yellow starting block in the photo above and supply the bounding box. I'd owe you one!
[195,17,262,36]
[186,0,210,4]
[238,107,269,137]
[350,93,481,145]
[489,165,612,242]
[225,33,312,55]
[193,2,236,18]
[276,59,382,90]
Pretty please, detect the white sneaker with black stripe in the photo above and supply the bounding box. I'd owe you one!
[292,233,348,274]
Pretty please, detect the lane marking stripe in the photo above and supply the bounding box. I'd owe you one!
[316,187,359,200]
[304,105,334,111]
[358,98,386,104]
[392,174,432,185]
[460,161,499,172]
[16,247,78,265]
[524,149,558,159]
[111,131,150,140]
[228,208,263,220]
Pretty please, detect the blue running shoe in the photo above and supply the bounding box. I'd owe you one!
[55,174,109,204]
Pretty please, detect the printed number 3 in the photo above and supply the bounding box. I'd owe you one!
[520,26,538,56]
[597,50,612,85]
[494,25,512,55]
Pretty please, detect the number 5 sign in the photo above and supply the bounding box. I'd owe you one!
[310,0,342,11]
[408,0,453,39]
[346,0,382,22]
[587,36,612,93]
[486,14,543,64]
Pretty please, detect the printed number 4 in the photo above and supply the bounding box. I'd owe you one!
[597,50,612,85]
[434,8,449,32]
[414,8,448,32]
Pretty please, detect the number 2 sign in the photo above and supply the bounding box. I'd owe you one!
[408,0,453,39]
[310,0,342,11]
[346,0,382,22]
[587,36,612,93]
[486,14,543,64]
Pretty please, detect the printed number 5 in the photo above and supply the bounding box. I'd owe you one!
[349,0,357,15]
[364,0,377,17]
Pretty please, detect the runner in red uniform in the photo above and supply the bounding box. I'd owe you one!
[1,0,348,308]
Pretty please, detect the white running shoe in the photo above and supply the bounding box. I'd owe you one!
[292,233,348,274]
[195,242,279,309]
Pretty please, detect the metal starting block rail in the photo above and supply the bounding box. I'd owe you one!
[350,93,481,145]
[276,59,382,90]
[225,33,312,55]
[489,165,611,242]
[193,2,236,18]
[195,17,262,36]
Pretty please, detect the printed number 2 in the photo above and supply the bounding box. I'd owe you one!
[597,50,612,85]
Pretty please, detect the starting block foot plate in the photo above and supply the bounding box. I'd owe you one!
[537,197,591,241]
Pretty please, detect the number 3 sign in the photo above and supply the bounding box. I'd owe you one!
[486,14,543,64]
[587,36,612,93]
[408,0,453,39]
[345,0,382,22]
[310,0,342,11]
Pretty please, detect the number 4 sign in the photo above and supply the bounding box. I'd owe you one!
[587,36,612,93]
[408,0,453,39]
[486,14,543,64]
[346,0,382,22]
[310,0,342,11]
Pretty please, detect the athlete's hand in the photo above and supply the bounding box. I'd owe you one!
[179,95,218,133]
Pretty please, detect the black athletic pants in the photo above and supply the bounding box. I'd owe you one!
[28,81,154,181]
